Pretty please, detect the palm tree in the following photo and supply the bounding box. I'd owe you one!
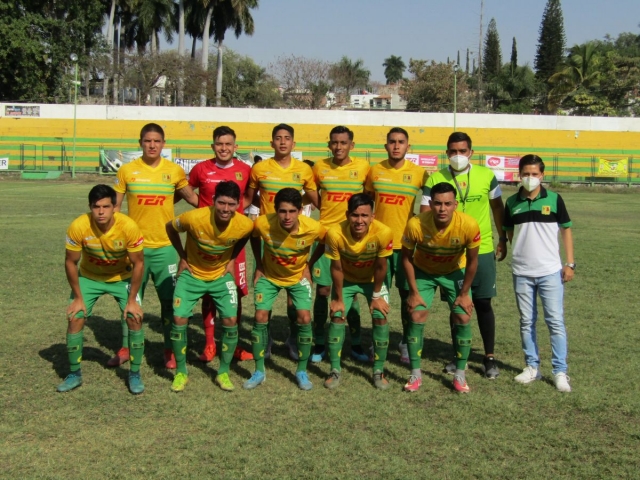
[383,55,405,84]
[135,0,176,54]
[329,56,370,99]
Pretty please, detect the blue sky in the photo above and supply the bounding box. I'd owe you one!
[170,0,640,82]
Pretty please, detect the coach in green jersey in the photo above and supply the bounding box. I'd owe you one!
[420,132,506,379]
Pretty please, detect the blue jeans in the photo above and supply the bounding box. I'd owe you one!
[513,271,568,375]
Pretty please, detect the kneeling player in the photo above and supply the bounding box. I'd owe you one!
[244,188,325,391]
[166,181,253,392]
[323,193,394,390]
[58,184,145,394]
[401,182,480,393]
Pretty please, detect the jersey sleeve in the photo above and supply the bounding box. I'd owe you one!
[172,212,189,233]
[401,218,419,250]
[249,164,260,189]
[556,194,572,227]
[302,165,317,191]
[252,215,264,238]
[188,162,202,188]
[317,224,327,243]
[125,222,145,252]
[114,168,127,194]
[174,165,189,190]
[377,228,394,258]
[324,228,341,260]
[488,174,502,200]
[465,217,482,249]
[503,197,515,231]
[65,220,84,252]
[364,170,374,194]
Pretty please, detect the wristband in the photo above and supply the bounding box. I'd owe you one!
[499,236,507,242]
[372,291,382,300]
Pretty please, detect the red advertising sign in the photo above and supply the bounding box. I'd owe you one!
[406,154,439,172]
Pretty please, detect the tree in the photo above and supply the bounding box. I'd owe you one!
[402,60,472,112]
[135,0,175,54]
[511,37,518,75]
[329,56,370,100]
[382,55,405,85]
[484,64,539,113]
[482,18,502,82]
[534,0,566,83]
[269,55,331,109]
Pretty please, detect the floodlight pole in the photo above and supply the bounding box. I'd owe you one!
[70,53,79,179]
[453,63,459,131]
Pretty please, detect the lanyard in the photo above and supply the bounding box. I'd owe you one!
[449,166,470,212]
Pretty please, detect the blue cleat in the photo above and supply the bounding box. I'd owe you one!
[310,347,326,364]
[295,371,313,391]
[57,371,83,392]
[350,346,370,363]
[243,371,266,390]
[128,371,145,395]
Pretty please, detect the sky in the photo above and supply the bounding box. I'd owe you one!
[167,0,640,82]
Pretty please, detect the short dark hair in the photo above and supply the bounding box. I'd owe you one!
[253,155,262,163]
[347,193,374,213]
[303,159,315,168]
[274,187,302,210]
[213,126,236,141]
[272,123,294,139]
[330,125,354,141]
[430,182,457,200]
[447,132,472,150]
[140,123,165,140]
[387,127,409,142]
[519,154,545,173]
[214,180,241,202]
[89,184,117,206]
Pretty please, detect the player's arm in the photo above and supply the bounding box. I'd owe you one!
[64,250,86,319]
[560,227,575,283]
[224,236,251,277]
[304,189,319,209]
[165,220,193,276]
[370,255,390,316]
[401,246,426,313]
[490,196,507,261]
[329,259,345,319]
[419,184,432,213]
[502,203,514,244]
[250,234,264,285]
[114,192,125,213]
[308,243,325,272]
[124,249,145,324]
[177,185,199,208]
[453,246,479,315]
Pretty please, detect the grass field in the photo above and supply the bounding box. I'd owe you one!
[1,177,639,479]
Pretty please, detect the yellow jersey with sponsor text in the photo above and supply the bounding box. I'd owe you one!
[401,210,481,276]
[365,159,428,249]
[253,214,325,287]
[66,212,144,283]
[313,157,370,228]
[172,209,253,281]
[325,219,394,284]
[115,158,189,248]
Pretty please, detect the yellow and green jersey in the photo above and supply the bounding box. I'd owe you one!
[313,156,370,228]
[401,210,481,275]
[365,159,428,249]
[248,158,317,214]
[66,212,144,283]
[253,214,325,287]
[114,158,189,249]
[325,219,394,284]
[172,209,253,281]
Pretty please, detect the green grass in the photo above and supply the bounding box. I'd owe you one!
[1,178,639,479]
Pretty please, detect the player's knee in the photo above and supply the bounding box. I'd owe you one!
[452,313,471,325]
[411,310,428,323]
[221,317,237,327]
[67,317,84,333]
[331,316,346,324]
[173,316,188,326]
[255,310,269,324]
[296,311,311,325]
[126,318,143,331]
[317,285,330,297]
[373,317,388,326]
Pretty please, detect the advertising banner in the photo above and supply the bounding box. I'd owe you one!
[99,149,172,172]
[596,158,628,177]
[5,105,40,117]
[406,154,439,172]
[0,157,8,170]
[485,155,520,182]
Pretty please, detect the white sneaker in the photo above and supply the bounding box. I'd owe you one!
[553,372,571,392]
[398,341,409,365]
[514,366,541,384]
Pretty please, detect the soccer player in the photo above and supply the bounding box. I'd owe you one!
[58,185,145,394]
[165,181,254,392]
[401,182,481,394]
[503,155,575,393]
[187,125,253,363]
[323,193,394,390]
[311,126,371,363]
[364,127,428,364]
[244,188,325,391]
[420,132,506,378]
[114,123,199,369]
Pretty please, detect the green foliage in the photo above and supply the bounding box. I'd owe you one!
[534,0,566,84]
[487,64,540,114]
[329,56,370,97]
[382,55,406,85]
[482,18,502,82]
[403,60,472,112]
[510,37,518,75]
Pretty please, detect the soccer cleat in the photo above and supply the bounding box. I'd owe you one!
[57,371,83,392]
[403,375,422,392]
[514,366,541,384]
[373,370,390,390]
[199,343,216,362]
[310,345,326,363]
[171,372,189,392]
[164,349,177,369]
[295,371,313,391]
[398,341,410,365]
[285,336,299,361]
[453,374,470,393]
[243,371,266,390]
[483,356,500,379]
[264,336,273,360]
[553,372,572,393]
[215,373,235,392]
[444,361,468,375]
[350,345,369,363]
[107,347,129,367]
[128,371,145,395]
[233,346,253,361]
[324,369,341,390]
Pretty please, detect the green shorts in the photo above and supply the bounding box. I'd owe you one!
[471,252,497,299]
[332,281,389,320]
[254,276,312,312]
[173,271,238,319]
[415,267,471,315]
[142,246,178,303]
[70,276,141,319]
[312,252,332,287]
[386,249,408,291]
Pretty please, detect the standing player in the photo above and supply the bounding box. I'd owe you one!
[58,185,145,394]
[420,132,506,378]
[364,127,428,364]
[113,123,199,369]
[401,182,481,393]
[187,126,253,363]
[311,126,371,363]
[244,188,325,391]
[165,181,254,392]
[323,193,394,390]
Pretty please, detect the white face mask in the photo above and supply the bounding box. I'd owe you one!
[449,155,469,171]
[521,176,541,192]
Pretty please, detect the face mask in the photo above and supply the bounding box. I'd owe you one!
[449,155,469,171]
[521,176,541,192]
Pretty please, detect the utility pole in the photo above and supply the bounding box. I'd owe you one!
[477,0,484,111]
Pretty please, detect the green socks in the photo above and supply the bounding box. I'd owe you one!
[312,293,328,346]
[120,317,129,348]
[346,300,362,346]
[296,324,313,372]
[219,325,238,375]
[407,321,425,370]
[171,324,188,375]
[372,323,390,372]
[129,328,144,373]
[455,323,472,370]
[161,301,173,349]
[251,322,268,373]
[327,322,346,371]
[66,331,84,372]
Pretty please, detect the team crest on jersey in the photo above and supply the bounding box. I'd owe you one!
[162,173,171,183]
[292,173,301,182]
[313,267,321,277]
[542,205,551,215]
[174,297,181,308]
[451,237,461,246]
[113,239,124,250]
[458,180,468,189]
[366,242,377,251]
[349,170,358,179]
[256,293,263,303]
[226,238,238,245]
[235,172,243,181]
[296,239,307,248]
[403,174,413,183]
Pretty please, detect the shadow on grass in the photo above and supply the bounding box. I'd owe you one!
[84,315,125,356]
[39,343,113,380]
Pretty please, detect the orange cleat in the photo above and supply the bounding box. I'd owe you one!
[233,346,253,361]
[107,347,129,367]
[199,343,216,362]
[164,349,176,369]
